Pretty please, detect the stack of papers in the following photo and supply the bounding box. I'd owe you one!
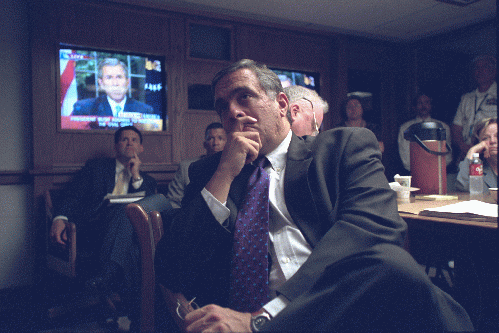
[419,200,498,222]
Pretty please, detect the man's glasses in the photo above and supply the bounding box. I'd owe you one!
[176,297,199,320]
[301,97,319,136]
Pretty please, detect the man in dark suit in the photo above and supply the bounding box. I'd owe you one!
[50,126,156,296]
[155,60,473,332]
[71,58,154,116]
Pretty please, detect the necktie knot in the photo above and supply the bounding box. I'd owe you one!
[254,156,268,168]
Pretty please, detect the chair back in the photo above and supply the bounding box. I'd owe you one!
[126,193,170,333]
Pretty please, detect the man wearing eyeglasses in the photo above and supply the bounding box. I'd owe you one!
[155,59,472,332]
[284,85,328,137]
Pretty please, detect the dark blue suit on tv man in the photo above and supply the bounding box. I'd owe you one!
[72,58,154,116]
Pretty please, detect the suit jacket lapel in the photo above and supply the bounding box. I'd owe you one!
[99,96,113,116]
[105,159,117,194]
[284,134,322,246]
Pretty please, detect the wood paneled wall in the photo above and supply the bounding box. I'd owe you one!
[30,0,409,198]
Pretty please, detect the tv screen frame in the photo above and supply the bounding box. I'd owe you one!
[270,67,320,94]
[58,44,167,133]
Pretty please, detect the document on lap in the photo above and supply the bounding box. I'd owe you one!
[103,191,146,204]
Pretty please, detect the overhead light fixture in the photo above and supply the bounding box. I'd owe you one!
[435,0,481,6]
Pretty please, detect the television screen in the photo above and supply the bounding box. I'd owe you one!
[59,45,166,131]
[270,68,319,93]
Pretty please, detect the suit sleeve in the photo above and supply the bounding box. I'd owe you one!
[166,160,192,209]
[277,128,407,302]
[54,159,110,224]
[71,99,90,116]
[155,154,234,305]
[136,172,157,196]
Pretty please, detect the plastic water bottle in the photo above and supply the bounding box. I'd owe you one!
[469,153,483,198]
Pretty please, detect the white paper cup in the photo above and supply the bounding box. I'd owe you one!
[394,175,411,188]
[397,189,410,199]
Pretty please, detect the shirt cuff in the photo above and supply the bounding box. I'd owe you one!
[132,177,144,189]
[201,187,230,225]
[263,295,289,318]
[53,215,68,223]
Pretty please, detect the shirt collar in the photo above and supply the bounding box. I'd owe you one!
[265,130,292,172]
[116,159,126,173]
[475,81,497,96]
[107,96,127,113]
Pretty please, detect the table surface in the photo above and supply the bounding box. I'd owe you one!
[397,193,498,229]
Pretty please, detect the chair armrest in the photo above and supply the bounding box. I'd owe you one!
[46,221,77,278]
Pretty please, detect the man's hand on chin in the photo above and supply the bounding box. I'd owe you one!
[184,304,252,333]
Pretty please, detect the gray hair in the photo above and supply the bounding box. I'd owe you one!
[285,85,329,124]
[212,59,283,101]
[284,85,329,113]
[98,58,129,79]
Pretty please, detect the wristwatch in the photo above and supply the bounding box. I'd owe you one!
[251,309,272,332]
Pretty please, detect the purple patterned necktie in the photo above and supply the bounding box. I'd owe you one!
[229,157,270,313]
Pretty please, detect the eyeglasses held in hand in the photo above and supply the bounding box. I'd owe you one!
[176,297,200,320]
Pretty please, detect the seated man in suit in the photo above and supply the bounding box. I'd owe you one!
[50,126,156,304]
[155,59,473,332]
[167,122,227,208]
[72,58,155,116]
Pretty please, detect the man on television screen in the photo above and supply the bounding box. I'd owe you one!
[72,58,154,116]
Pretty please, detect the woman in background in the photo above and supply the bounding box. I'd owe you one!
[338,95,384,153]
[456,117,497,193]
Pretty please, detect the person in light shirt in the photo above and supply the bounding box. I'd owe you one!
[452,55,497,162]
[456,117,497,193]
[155,59,473,332]
[72,58,154,116]
[398,93,452,171]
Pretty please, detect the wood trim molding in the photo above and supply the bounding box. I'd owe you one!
[0,171,32,186]
[30,163,179,175]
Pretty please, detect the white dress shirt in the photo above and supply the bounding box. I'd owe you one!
[108,96,127,117]
[201,130,313,317]
[453,82,497,145]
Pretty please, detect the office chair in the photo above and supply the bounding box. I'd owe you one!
[125,193,171,332]
[44,189,121,321]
